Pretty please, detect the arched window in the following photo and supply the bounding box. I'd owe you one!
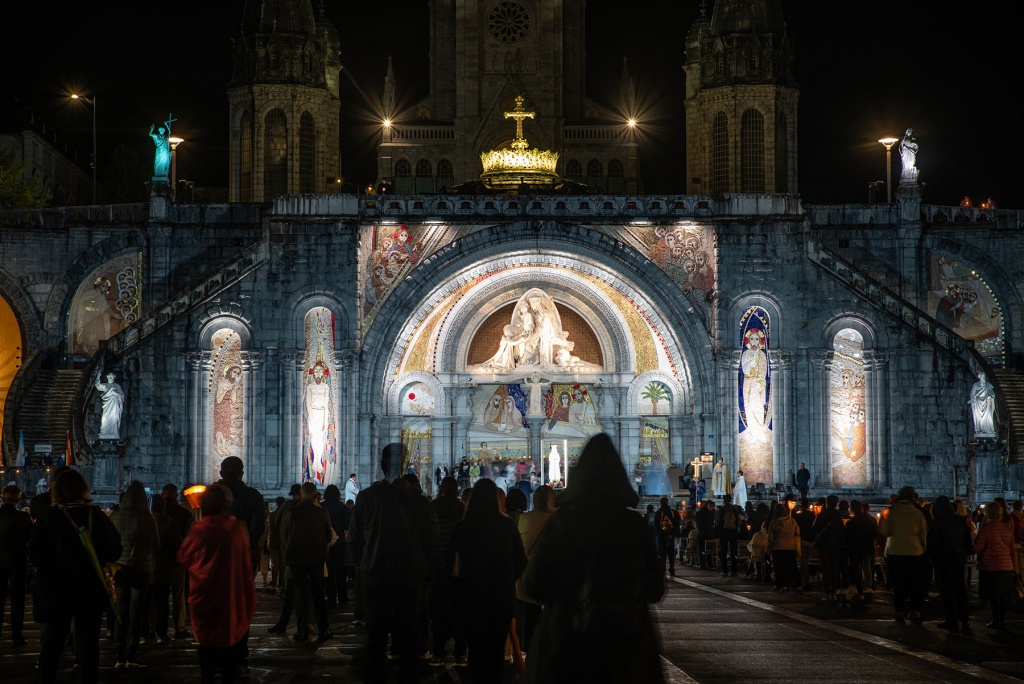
[264,108,288,198]
[394,158,413,194]
[830,329,867,487]
[239,112,252,201]
[737,306,772,487]
[0,295,23,451]
[740,109,765,193]
[303,307,337,485]
[209,328,244,476]
[566,159,582,182]
[299,112,316,193]
[415,159,433,193]
[606,159,625,193]
[775,113,789,193]
[586,159,604,188]
[711,112,729,194]
[437,159,454,188]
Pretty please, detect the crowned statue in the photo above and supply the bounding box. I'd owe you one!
[468,288,602,374]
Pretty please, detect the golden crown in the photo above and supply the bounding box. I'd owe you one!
[479,96,559,186]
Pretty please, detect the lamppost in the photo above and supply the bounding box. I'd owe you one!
[70,94,97,204]
[878,137,898,204]
[169,136,184,201]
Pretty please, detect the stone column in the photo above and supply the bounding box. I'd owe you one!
[772,350,794,487]
[808,349,831,490]
[865,350,893,489]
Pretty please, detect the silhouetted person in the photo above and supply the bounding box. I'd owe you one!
[0,484,32,645]
[522,433,665,683]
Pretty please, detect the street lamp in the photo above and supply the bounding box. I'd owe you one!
[169,136,184,201]
[878,137,898,204]
[70,94,97,204]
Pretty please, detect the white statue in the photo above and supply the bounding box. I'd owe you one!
[548,444,562,484]
[899,127,919,182]
[304,361,331,476]
[969,371,997,438]
[468,288,602,373]
[95,369,125,440]
[525,374,545,416]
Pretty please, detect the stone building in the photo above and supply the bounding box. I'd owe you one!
[0,0,1021,503]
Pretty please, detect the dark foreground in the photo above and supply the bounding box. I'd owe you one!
[1,565,1021,683]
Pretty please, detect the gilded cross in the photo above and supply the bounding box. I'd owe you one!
[504,96,534,142]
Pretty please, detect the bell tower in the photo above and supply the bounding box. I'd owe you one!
[227,0,342,201]
[378,0,639,193]
[683,0,798,195]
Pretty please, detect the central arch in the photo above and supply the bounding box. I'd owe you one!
[357,222,719,483]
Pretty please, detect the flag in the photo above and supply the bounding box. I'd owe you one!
[66,430,74,466]
[16,431,25,467]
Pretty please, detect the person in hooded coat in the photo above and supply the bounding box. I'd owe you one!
[521,433,665,684]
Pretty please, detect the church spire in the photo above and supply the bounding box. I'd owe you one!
[382,55,396,121]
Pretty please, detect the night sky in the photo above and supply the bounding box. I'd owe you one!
[2,1,1020,207]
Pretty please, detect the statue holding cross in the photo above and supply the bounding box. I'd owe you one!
[149,113,177,181]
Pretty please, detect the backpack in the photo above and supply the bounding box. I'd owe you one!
[722,505,738,531]
[659,511,675,534]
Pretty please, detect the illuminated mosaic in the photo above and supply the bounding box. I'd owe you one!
[829,329,867,487]
[209,328,244,478]
[69,253,141,356]
[302,308,337,485]
[737,306,773,486]
[927,254,1003,361]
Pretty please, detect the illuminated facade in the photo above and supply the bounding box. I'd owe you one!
[0,0,1022,502]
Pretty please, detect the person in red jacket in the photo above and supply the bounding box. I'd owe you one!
[973,500,1020,630]
[178,484,256,683]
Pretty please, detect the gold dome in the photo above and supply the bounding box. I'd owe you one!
[480,96,559,187]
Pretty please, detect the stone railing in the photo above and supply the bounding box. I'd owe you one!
[0,203,149,229]
[808,240,1010,452]
[104,240,268,358]
[563,125,631,142]
[271,193,804,220]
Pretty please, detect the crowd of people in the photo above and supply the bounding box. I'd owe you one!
[2,442,1022,683]
[0,436,669,683]
[652,484,1023,634]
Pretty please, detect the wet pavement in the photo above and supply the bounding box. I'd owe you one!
[1,566,1021,682]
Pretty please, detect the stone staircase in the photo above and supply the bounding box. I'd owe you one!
[13,369,82,460]
[807,240,1020,463]
[68,239,270,462]
[992,368,1024,460]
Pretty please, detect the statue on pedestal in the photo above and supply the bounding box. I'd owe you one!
[149,115,176,181]
[899,127,919,183]
[94,368,125,440]
[969,371,997,438]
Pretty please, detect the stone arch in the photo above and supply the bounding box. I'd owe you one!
[0,268,43,351]
[439,266,628,374]
[923,236,1022,361]
[44,232,146,352]
[359,223,715,420]
[627,371,687,416]
[388,371,447,417]
[726,292,785,349]
[197,312,253,349]
[289,294,350,350]
[820,315,881,351]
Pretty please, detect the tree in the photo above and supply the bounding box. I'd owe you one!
[641,382,669,415]
[0,145,51,210]
[101,143,150,203]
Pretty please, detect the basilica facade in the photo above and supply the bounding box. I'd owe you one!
[1,0,1022,502]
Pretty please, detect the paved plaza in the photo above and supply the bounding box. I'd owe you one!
[2,563,1021,683]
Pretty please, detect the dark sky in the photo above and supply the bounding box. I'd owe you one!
[2,1,1020,207]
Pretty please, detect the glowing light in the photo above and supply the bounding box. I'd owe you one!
[383,119,392,128]
[627,118,637,128]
